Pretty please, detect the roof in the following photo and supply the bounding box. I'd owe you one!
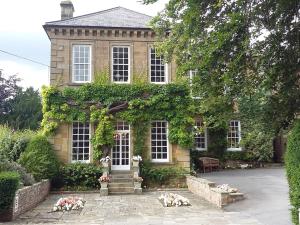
[45,6,153,29]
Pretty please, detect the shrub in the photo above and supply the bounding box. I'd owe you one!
[241,131,273,162]
[0,160,35,186]
[285,120,300,224]
[0,172,20,213]
[0,125,36,162]
[18,135,59,181]
[141,160,187,186]
[207,126,227,158]
[52,163,102,190]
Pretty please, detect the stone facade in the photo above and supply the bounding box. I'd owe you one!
[44,7,190,171]
[13,180,50,219]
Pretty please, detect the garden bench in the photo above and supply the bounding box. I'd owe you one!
[199,157,220,173]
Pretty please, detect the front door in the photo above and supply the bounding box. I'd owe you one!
[111,122,130,170]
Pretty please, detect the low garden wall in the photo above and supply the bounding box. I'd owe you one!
[13,179,50,219]
[186,176,244,208]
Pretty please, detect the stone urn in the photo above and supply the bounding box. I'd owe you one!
[134,181,142,189]
[100,181,108,188]
[132,160,139,168]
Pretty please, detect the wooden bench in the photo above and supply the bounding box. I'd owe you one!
[199,157,220,173]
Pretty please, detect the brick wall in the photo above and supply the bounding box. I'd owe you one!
[13,180,50,219]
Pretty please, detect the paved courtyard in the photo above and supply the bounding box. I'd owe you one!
[6,191,264,225]
[202,168,291,225]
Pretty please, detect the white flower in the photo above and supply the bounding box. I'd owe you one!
[132,155,142,161]
[100,156,111,163]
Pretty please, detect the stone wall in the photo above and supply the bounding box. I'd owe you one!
[186,176,244,208]
[13,180,50,219]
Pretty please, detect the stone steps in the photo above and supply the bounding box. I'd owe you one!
[108,171,135,194]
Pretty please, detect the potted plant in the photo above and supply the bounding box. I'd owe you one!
[98,175,110,188]
[132,155,142,167]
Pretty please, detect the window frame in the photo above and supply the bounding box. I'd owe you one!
[194,120,207,151]
[227,120,242,151]
[149,47,168,84]
[189,70,201,99]
[111,46,130,84]
[150,120,169,163]
[71,122,91,163]
[72,44,92,83]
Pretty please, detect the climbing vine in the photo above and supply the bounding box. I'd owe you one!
[41,82,196,161]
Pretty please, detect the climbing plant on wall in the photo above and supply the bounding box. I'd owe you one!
[41,82,196,161]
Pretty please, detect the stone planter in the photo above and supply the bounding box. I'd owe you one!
[134,182,142,194]
[101,161,110,174]
[100,182,108,188]
[0,208,13,222]
[132,160,139,168]
[134,182,141,189]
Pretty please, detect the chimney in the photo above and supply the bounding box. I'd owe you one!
[60,1,74,20]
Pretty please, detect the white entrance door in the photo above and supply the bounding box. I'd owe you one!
[111,122,130,171]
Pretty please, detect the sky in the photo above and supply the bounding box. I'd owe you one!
[0,0,168,90]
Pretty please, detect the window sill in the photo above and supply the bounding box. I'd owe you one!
[227,148,242,152]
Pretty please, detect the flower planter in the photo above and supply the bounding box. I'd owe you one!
[132,160,139,168]
[100,182,108,188]
[134,182,142,189]
[0,208,13,222]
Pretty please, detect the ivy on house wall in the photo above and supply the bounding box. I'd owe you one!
[41,82,196,161]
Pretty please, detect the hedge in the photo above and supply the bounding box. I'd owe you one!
[0,172,20,213]
[285,120,300,224]
[18,135,59,181]
[52,163,103,190]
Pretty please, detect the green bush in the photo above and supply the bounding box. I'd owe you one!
[0,160,35,186]
[0,172,20,213]
[0,125,36,162]
[141,160,187,186]
[241,131,273,162]
[207,126,227,158]
[18,135,59,181]
[285,120,300,224]
[52,163,102,190]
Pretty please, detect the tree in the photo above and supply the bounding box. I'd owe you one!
[5,87,42,130]
[143,0,299,133]
[0,70,20,116]
[0,71,42,130]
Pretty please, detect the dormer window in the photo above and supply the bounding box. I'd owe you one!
[72,45,91,83]
[149,48,168,84]
[112,46,130,83]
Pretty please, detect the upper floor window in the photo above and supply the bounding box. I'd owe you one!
[72,45,91,83]
[72,122,90,162]
[150,48,167,84]
[189,70,200,99]
[227,120,242,151]
[194,120,207,151]
[112,46,130,83]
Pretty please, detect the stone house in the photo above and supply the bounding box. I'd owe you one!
[43,1,243,172]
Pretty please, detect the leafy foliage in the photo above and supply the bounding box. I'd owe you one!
[4,87,42,130]
[0,71,20,116]
[0,125,37,162]
[41,82,195,161]
[141,160,187,186]
[143,0,299,134]
[52,163,102,190]
[18,135,59,181]
[285,120,300,224]
[0,171,20,213]
[0,160,35,186]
